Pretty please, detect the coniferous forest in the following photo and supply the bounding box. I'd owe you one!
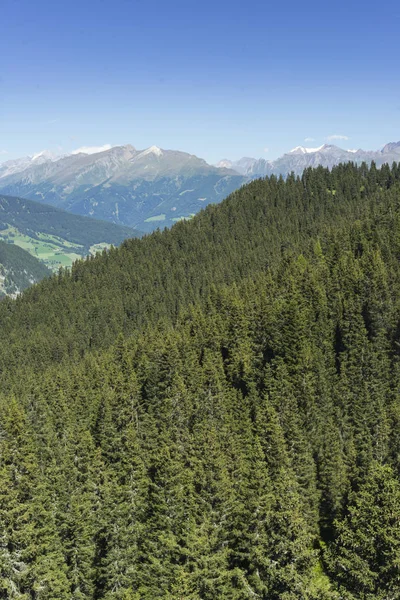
[2,162,400,598]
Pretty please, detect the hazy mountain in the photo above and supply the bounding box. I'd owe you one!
[0,193,138,271]
[227,142,400,177]
[1,141,399,233]
[0,239,50,297]
[382,141,400,155]
[0,145,244,232]
[215,157,257,175]
[0,150,59,178]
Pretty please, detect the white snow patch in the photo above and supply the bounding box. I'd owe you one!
[71,144,113,155]
[289,145,325,154]
[31,150,56,161]
[216,159,233,169]
[140,145,163,157]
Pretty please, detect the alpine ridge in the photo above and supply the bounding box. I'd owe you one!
[0,145,243,232]
[1,141,399,232]
[225,141,400,177]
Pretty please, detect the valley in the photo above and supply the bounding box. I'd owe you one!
[0,225,84,270]
[0,193,138,276]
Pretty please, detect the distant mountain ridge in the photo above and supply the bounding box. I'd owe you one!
[1,141,399,231]
[219,141,400,177]
[0,145,243,232]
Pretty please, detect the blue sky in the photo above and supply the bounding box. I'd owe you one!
[1,0,400,163]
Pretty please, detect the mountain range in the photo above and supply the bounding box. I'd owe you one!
[217,141,400,176]
[0,145,243,232]
[0,141,399,231]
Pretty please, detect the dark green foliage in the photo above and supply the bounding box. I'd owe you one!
[0,162,400,597]
[0,239,50,297]
[326,463,400,599]
[1,161,399,383]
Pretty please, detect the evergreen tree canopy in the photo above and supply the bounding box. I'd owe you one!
[1,162,400,598]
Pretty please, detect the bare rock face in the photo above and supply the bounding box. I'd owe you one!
[381,142,400,155]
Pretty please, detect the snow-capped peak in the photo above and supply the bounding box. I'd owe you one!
[71,144,113,156]
[216,159,233,169]
[140,145,163,157]
[31,150,57,161]
[289,145,325,154]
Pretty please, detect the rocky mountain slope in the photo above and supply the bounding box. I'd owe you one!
[0,145,244,232]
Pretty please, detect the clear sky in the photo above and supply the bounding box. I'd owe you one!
[1,0,400,164]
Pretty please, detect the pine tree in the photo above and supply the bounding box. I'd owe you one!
[326,462,400,599]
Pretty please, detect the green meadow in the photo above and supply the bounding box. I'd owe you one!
[0,226,85,271]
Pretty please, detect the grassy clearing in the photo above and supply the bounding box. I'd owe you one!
[144,214,166,222]
[36,231,84,249]
[0,226,85,271]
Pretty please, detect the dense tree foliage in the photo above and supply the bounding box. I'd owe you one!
[1,162,400,597]
[0,240,50,297]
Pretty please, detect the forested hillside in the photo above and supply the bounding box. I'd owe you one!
[0,194,138,271]
[1,162,400,598]
[0,240,50,297]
